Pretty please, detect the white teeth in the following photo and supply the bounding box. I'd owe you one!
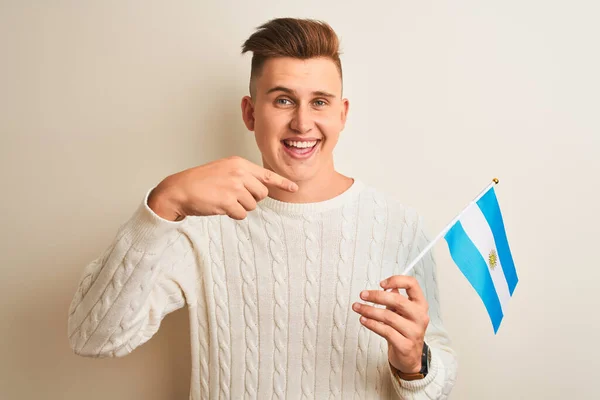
[284,140,317,148]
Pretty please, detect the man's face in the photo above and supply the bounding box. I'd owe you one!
[241,57,349,183]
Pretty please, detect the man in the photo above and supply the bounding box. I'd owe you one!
[68,18,457,399]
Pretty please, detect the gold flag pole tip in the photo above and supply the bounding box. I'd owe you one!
[493,178,499,184]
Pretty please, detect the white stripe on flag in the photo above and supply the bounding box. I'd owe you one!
[460,203,512,313]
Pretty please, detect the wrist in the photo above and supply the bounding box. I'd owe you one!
[148,186,184,222]
[394,362,422,375]
[390,342,430,382]
[390,357,421,377]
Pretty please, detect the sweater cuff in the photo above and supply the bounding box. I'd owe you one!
[123,187,186,249]
[389,348,443,397]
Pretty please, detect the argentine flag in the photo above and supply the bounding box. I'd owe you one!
[444,184,518,333]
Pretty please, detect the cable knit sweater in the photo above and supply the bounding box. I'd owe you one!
[68,179,457,399]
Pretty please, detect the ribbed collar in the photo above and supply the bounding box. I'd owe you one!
[258,179,365,216]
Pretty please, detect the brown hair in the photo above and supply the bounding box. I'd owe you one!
[241,18,342,96]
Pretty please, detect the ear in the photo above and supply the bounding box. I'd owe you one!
[340,98,350,130]
[241,96,255,131]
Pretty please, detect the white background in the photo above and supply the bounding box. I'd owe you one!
[1,1,598,399]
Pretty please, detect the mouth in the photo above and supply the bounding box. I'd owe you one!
[281,138,321,159]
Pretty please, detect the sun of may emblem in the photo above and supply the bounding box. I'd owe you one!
[488,249,498,270]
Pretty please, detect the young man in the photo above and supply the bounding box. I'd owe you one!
[68,18,457,399]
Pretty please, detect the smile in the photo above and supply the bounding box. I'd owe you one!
[282,139,320,159]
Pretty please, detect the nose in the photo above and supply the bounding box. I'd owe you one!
[289,105,314,134]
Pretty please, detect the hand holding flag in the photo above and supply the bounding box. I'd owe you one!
[352,276,430,374]
[353,178,518,377]
[385,178,518,333]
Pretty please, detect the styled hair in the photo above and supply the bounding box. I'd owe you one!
[241,18,342,96]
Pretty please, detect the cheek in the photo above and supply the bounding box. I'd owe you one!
[252,115,280,156]
[316,115,342,142]
[255,110,287,140]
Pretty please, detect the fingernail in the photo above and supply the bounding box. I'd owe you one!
[352,303,361,311]
[380,279,387,287]
[360,291,368,300]
[360,316,367,323]
[290,183,298,191]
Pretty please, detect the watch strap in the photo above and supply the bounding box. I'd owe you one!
[391,342,430,382]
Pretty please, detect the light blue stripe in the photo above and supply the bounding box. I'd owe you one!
[477,187,519,295]
[444,221,504,333]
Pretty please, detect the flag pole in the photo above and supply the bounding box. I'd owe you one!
[399,178,500,277]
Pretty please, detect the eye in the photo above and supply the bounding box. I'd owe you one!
[276,98,293,106]
[313,99,328,107]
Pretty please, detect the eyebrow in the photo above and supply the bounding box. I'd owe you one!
[266,86,336,98]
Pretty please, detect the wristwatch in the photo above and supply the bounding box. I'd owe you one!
[391,342,431,382]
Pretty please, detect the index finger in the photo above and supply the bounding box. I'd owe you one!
[380,275,425,304]
[246,162,298,192]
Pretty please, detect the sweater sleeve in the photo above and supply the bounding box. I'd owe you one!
[390,215,458,399]
[67,188,198,358]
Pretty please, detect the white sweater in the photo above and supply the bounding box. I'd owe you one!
[68,179,458,399]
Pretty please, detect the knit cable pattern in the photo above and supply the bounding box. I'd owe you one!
[96,238,192,355]
[196,273,211,399]
[301,214,321,399]
[372,193,389,396]
[235,218,260,398]
[354,191,387,399]
[328,200,357,399]
[68,229,128,318]
[379,208,408,399]
[69,235,170,352]
[208,217,231,399]
[67,184,459,399]
[68,251,106,317]
[261,208,289,399]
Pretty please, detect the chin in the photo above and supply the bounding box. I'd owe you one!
[279,165,321,183]
[263,149,327,183]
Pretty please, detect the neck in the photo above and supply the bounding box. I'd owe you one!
[268,167,353,204]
